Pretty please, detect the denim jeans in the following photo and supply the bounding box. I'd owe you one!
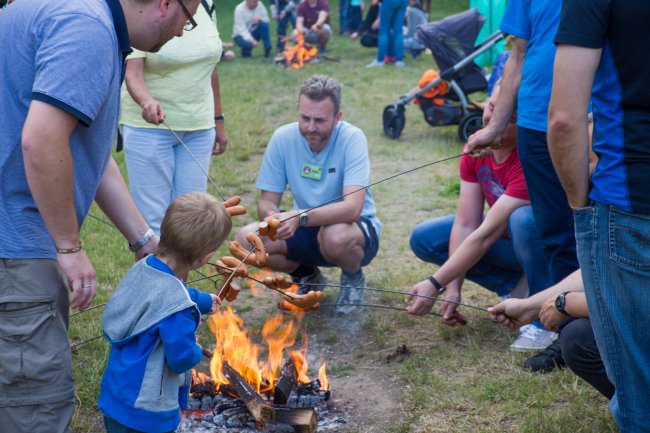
[410,206,550,299]
[234,21,272,57]
[376,0,407,62]
[122,125,215,235]
[517,126,579,284]
[575,202,650,431]
[276,12,295,50]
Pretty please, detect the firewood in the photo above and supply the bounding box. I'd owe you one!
[274,407,318,433]
[273,359,297,404]
[222,362,276,423]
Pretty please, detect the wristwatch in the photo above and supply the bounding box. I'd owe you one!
[299,211,309,227]
[555,292,569,315]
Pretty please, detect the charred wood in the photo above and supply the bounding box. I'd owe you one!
[222,361,276,423]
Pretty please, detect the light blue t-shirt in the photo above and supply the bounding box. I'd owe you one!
[256,121,382,239]
[0,0,131,259]
[500,0,561,132]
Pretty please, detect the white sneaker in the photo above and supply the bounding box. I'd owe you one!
[366,60,384,68]
[395,61,405,67]
[510,324,558,352]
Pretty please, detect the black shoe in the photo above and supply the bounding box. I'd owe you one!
[523,339,565,373]
[264,47,271,57]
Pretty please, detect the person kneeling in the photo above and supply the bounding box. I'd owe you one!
[406,84,555,351]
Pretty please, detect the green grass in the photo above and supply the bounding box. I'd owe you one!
[69,0,617,431]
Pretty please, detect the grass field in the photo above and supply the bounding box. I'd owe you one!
[69,0,617,431]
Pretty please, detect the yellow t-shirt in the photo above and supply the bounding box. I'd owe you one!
[119,3,223,131]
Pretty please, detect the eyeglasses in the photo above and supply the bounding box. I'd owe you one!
[178,0,198,31]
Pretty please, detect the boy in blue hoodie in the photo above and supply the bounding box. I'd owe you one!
[98,192,232,433]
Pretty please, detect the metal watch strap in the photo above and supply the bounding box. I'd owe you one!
[129,229,155,252]
[299,211,308,227]
[428,276,446,294]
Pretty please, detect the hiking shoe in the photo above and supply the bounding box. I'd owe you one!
[335,269,365,315]
[292,268,327,295]
[510,324,558,352]
[366,60,384,68]
[523,339,565,373]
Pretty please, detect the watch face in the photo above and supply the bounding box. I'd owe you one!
[555,294,565,312]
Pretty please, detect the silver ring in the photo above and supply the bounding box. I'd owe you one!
[82,284,91,288]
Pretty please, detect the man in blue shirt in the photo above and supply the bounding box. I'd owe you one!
[549,0,650,430]
[464,0,578,368]
[237,75,381,316]
[0,0,200,431]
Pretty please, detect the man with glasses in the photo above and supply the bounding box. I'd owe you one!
[0,0,199,432]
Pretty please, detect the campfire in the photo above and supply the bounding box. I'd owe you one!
[183,303,332,432]
[277,33,319,69]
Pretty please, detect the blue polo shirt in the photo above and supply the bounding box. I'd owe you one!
[256,121,382,239]
[0,0,131,259]
[555,0,650,215]
[500,0,562,132]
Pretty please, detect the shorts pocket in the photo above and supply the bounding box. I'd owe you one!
[0,298,67,389]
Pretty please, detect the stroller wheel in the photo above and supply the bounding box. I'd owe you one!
[383,104,406,139]
[458,112,483,142]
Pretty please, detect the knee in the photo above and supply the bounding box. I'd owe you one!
[409,220,446,263]
[559,319,590,368]
[319,226,357,254]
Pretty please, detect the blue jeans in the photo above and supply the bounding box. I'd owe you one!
[276,12,295,50]
[338,0,349,33]
[517,126,579,284]
[234,21,272,57]
[409,207,550,299]
[376,0,407,61]
[121,125,215,235]
[575,202,650,431]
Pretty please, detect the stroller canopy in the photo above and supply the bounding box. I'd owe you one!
[415,8,488,94]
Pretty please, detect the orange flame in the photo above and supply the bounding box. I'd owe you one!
[206,306,307,394]
[249,268,274,297]
[289,350,311,383]
[284,32,318,69]
[318,362,329,391]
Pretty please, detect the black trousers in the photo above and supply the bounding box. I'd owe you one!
[560,318,615,399]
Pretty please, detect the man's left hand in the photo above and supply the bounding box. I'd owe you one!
[405,279,438,316]
[539,297,568,332]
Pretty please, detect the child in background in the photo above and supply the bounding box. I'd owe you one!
[98,192,232,433]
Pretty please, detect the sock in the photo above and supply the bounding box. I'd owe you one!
[289,265,317,279]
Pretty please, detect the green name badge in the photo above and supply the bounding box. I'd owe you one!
[301,163,322,180]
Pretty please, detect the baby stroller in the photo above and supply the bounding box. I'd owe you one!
[383,8,504,141]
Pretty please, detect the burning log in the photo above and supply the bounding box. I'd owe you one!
[222,361,276,423]
[275,407,318,433]
[273,359,298,404]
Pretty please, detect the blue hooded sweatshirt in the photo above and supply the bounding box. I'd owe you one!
[98,255,213,433]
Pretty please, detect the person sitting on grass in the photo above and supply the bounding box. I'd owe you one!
[98,192,232,433]
[406,82,556,352]
[489,269,614,399]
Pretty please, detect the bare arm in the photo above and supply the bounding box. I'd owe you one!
[438,181,484,324]
[295,16,306,33]
[312,10,328,29]
[465,37,526,154]
[258,190,283,220]
[22,101,96,310]
[124,58,164,125]
[548,45,601,208]
[94,157,158,260]
[211,65,228,155]
[488,269,584,330]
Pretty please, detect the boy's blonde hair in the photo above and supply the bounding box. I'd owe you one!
[157,192,232,266]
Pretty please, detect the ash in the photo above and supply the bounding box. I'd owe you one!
[178,393,348,433]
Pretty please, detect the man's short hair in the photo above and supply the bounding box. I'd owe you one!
[157,192,232,266]
[299,75,342,113]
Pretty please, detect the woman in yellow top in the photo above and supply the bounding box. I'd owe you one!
[120,0,227,235]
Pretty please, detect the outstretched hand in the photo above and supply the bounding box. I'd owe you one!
[464,126,501,158]
[439,290,467,326]
[488,297,537,331]
[405,279,437,316]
